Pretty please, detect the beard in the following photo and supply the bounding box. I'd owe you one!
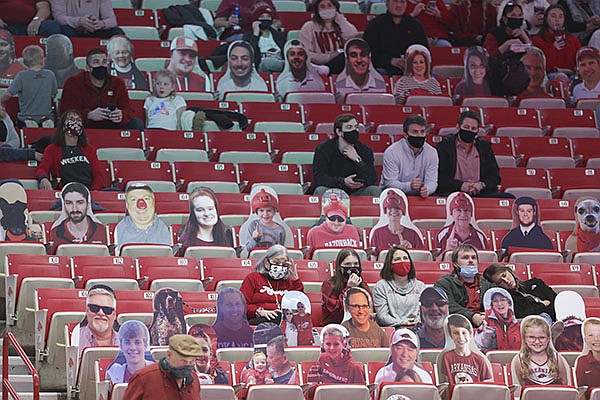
[423,314,445,330]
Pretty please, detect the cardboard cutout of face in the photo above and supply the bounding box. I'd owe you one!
[373,328,434,385]
[106,320,154,385]
[416,287,449,349]
[435,192,488,254]
[552,290,585,352]
[307,189,361,249]
[306,323,366,384]
[281,291,313,346]
[576,317,600,392]
[107,36,148,90]
[126,187,157,228]
[239,185,294,256]
[188,323,230,384]
[474,288,521,352]
[0,29,24,86]
[500,196,554,252]
[213,287,254,348]
[0,181,34,241]
[149,288,186,346]
[370,188,425,254]
[565,196,600,253]
[437,314,493,384]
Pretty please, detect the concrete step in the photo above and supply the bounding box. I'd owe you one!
[0,392,67,400]
[0,355,36,375]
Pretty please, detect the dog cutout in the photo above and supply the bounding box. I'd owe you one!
[565,197,600,253]
[0,181,31,241]
[149,288,186,346]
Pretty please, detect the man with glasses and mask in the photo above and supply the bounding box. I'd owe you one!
[342,287,389,348]
[72,284,119,361]
[434,243,492,328]
[313,113,380,196]
[381,114,438,197]
[436,110,508,198]
[124,334,203,400]
[60,48,143,130]
[414,287,449,348]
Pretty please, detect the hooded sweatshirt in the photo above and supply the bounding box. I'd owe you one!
[306,349,365,384]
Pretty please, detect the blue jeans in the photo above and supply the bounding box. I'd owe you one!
[0,145,35,162]
[6,21,61,37]
[60,25,124,38]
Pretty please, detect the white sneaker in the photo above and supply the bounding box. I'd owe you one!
[310,62,330,76]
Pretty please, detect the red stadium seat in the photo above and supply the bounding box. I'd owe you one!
[537,199,576,221]
[71,255,136,289]
[237,162,302,192]
[429,47,467,66]
[528,262,596,287]
[584,297,600,318]
[185,99,240,112]
[114,8,156,27]
[143,129,207,160]
[154,192,193,213]
[362,104,423,130]
[278,194,322,219]
[269,132,328,163]
[482,107,540,134]
[412,261,455,285]
[201,257,254,291]
[356,133,393,154]
[277,11,312,30]
[301,164,313,188]
[423,106,480,134]
[479,136,514,157]
[174,161,238,191]
[22,127,54,147]
[0,161,39,183]
[294,259,331,284]
[205,132,269,158]
[512,137,572,164]
[547,168,600,196]
[241,102,303,126]
[86,128,143,150]
[137,256,202,290]
[570,137,600,165]
[499,167,550,191]
[111,160,174,190]
[303,103,362,130]
[538,108,597,131]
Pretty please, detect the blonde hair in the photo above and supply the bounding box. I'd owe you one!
[151,69,177,98]
[22,45,44,68]
[518,316,560,382]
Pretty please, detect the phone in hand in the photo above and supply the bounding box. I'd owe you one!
[354,178,366,184]
[106,103,116,112]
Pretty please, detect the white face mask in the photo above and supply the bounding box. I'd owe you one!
[268,264,289,280]
[319,8,337,20]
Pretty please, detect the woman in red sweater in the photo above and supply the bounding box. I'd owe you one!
[532,5,580,76]
[240,244,304,325]
[36,110,105,191]
[321,248,371,325]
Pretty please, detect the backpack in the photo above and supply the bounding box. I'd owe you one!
[498,51,530,96]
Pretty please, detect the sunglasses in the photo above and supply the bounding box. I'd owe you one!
[421,300,448,308]
[88,303,115,315]
[327,215,345,222]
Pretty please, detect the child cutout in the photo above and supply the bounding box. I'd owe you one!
[144,69,187,130]
[188,324,230,384]
[281,290,313,346]
[552,290,586,351]
[369,188,425,255]
[575,317,600,399]
[239,185,294,256]
[510,315,570,390]
[0,45,57,128]
[106,320,154,385]
[565,196,600,253]
[437,314,493,384]
[307,323,366,385]
[435,192,489,255]
[240,351,274,386]
[474,287,521,353]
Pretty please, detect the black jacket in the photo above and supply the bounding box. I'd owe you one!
[510,278,557,320]
[243,28,286,70]
[312,137,378,193]
[363,12,428,72]
[436,133,501,195]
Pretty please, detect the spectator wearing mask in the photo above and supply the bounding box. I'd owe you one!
[215,0,280,41]
[243,3,285,73]
[483,2,532,57]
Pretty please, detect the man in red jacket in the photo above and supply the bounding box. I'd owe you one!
[60,48,143,130]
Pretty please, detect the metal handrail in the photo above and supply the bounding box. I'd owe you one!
[2,332,40,400]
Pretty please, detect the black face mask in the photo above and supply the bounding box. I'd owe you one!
[458,128,477,143]
[407,135,426,148]
[506,17,523,29]
[91,65,108,80]
[259,20,272,30]
[342,129,359,144]
[343,267,361,277]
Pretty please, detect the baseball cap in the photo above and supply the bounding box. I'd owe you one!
[170,36,198,53]
[449,192,473,213]
[419,287,449,303]
[576,46,600,63]
[391,328,419,348]
[169,334,204,357]
[323,195,348,218]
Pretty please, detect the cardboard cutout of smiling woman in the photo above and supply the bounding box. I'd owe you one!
[575,317,600,397]
[107,320,154,385]
[188,323,230,384]
[0,29,25,87]
[114,183,171,255]
[306,323,366,384]
[213,287,254,348]
[149,288,186,346]
[370,188,425,254]
[435,192,489,255]
[474,287,521,353]
[281,291,313,346]
[239,185,294,256]
[437,314,493,384]
[0,180,35,241]
[552,290,585,352]
[307,189,361,250]
[565,196,600,253]
[500,196,553,252]
[107,35,149,90]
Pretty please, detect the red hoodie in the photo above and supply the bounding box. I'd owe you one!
[406,0,451,40]
[307,349,365,384]
[532,30,581,72]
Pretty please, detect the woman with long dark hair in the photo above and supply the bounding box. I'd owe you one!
[178,187,233,248]
[36,109,105,190]
[321,248,371,325]
[483,2,532,57]
[454,46,492,99]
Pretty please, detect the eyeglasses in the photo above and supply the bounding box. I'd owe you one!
[421,300,448,308]
[327,215,345,222]
[88,303,115,315]
[525,335,549,342]
[349,304,370,310]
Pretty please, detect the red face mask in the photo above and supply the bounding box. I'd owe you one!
[392,261,411,277]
